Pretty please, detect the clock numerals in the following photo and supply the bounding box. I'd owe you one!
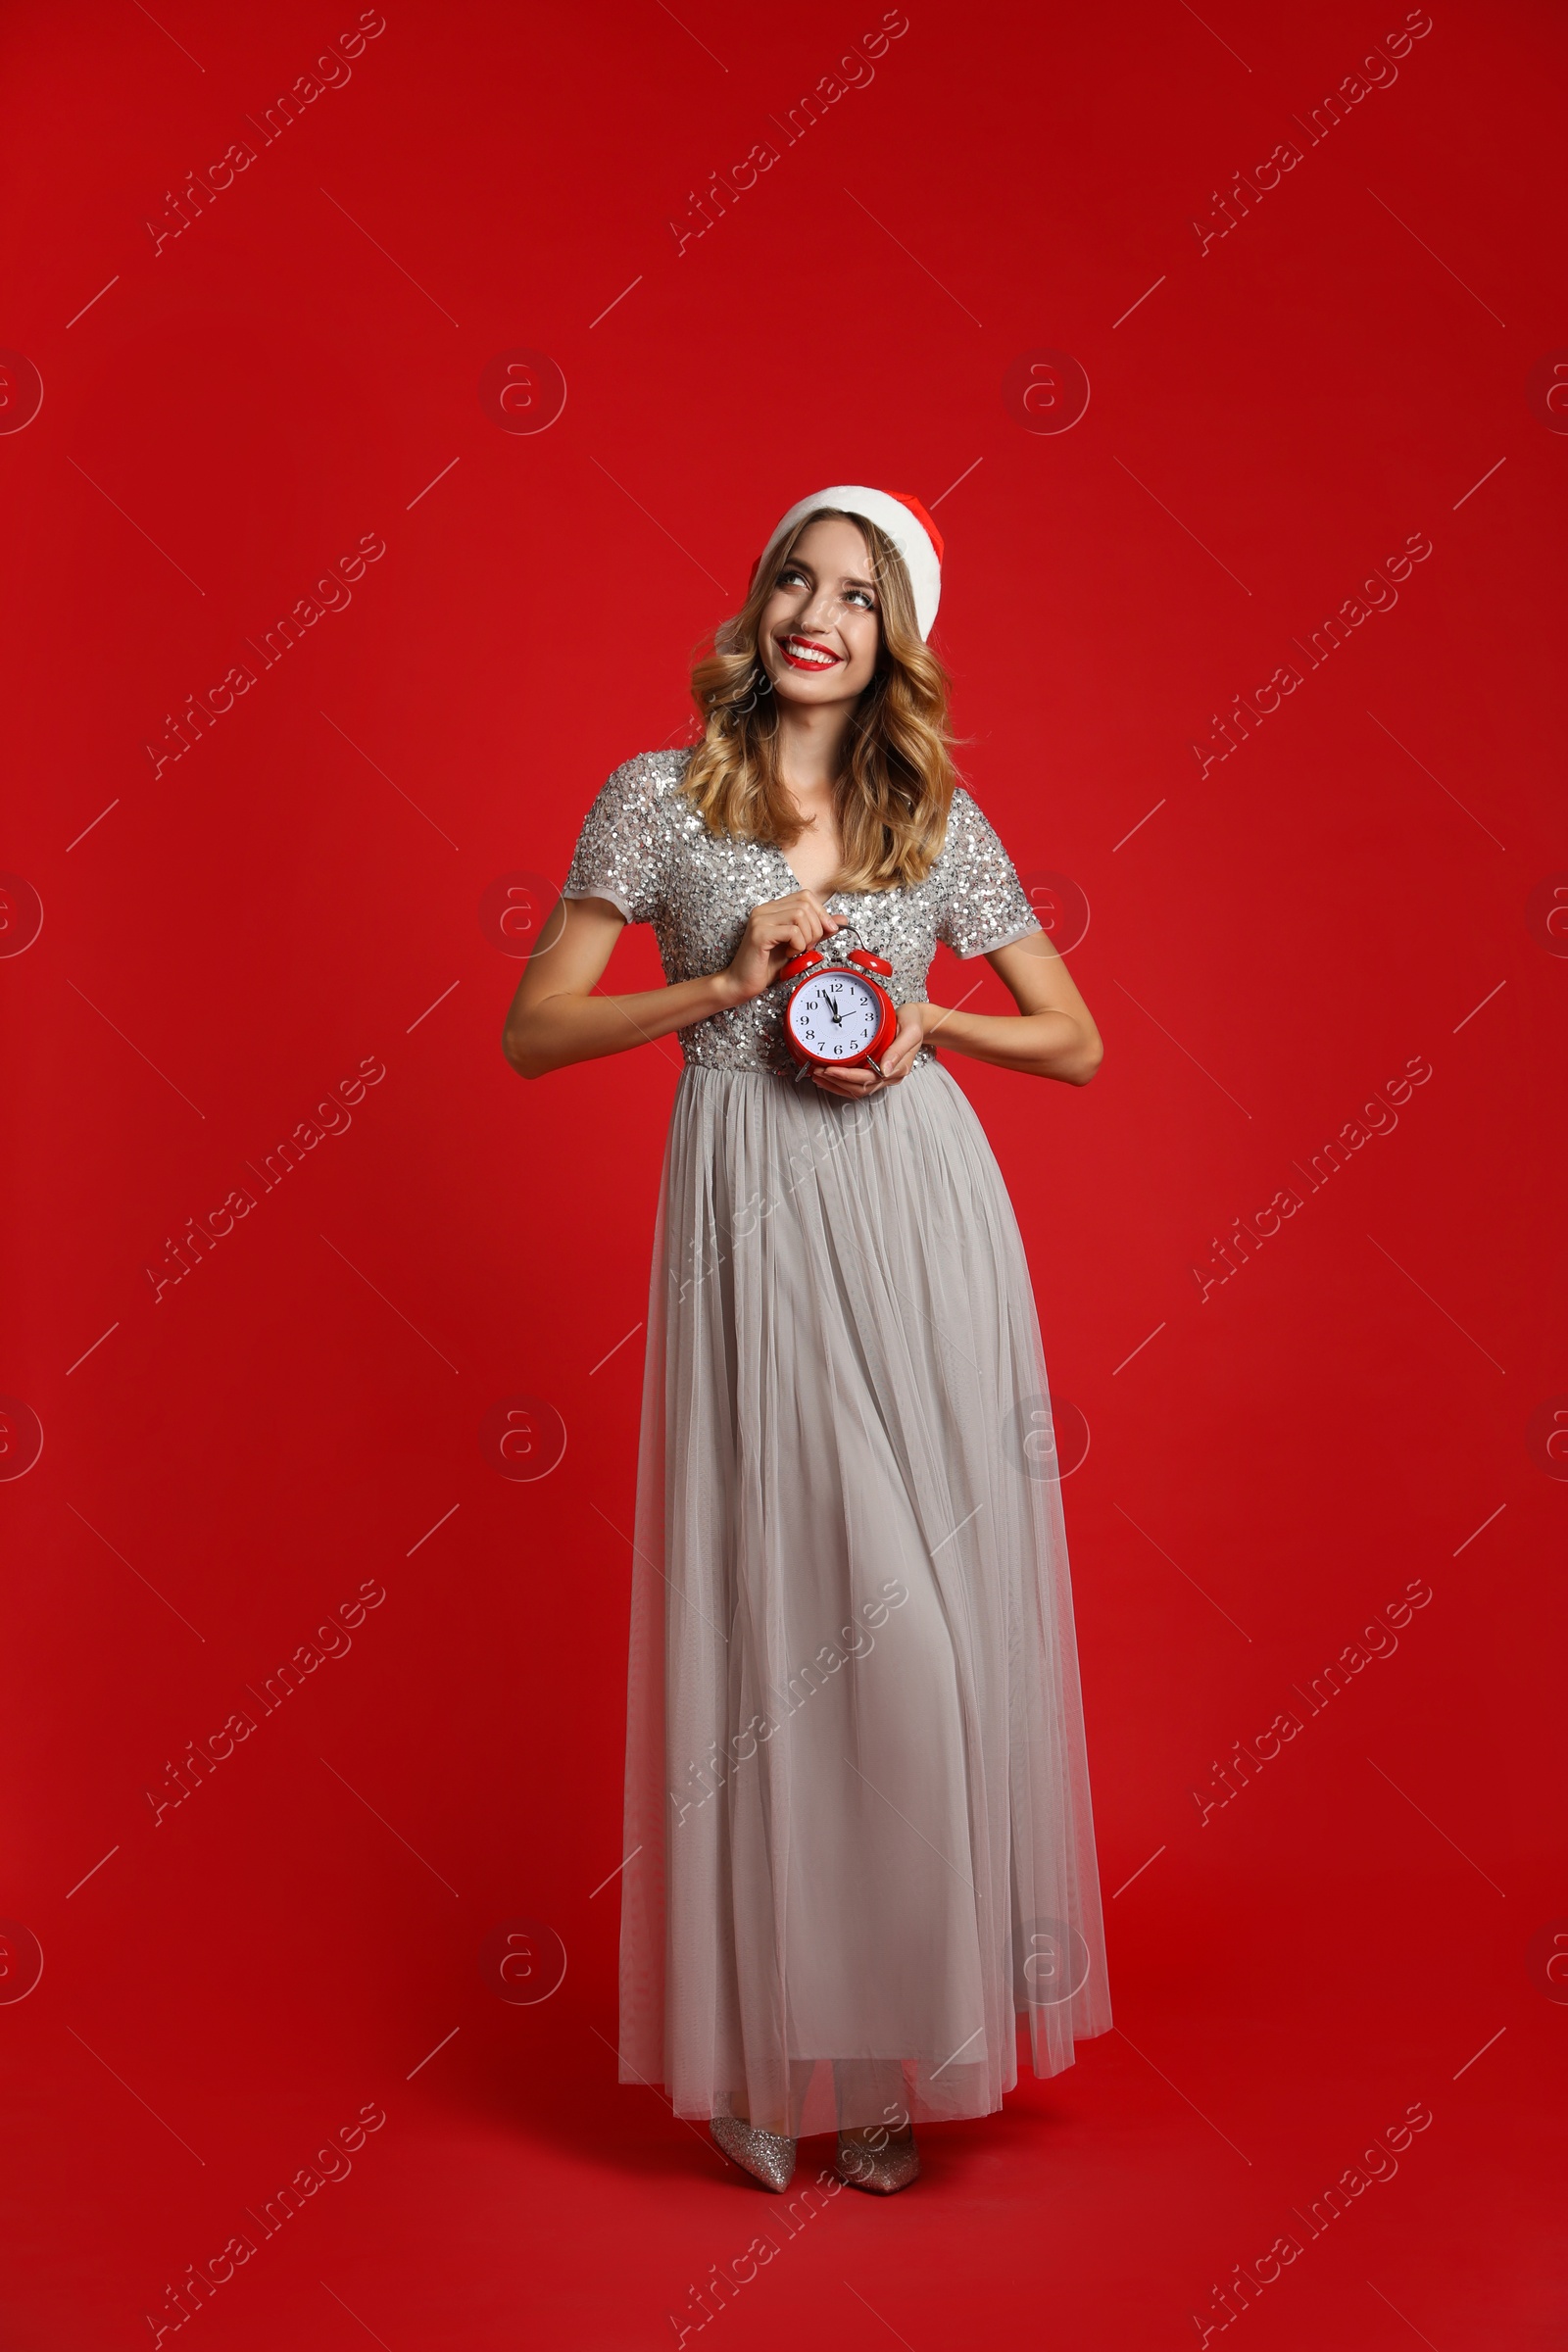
[790,971,881,1062]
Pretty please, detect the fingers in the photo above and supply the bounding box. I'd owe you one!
[795,889,843,932]
[778,890,842,940]
[876,1005,924,1083]
[748,890,844,974]
[754,893,836,957]
[793,891,842,944]
[812,1043,915,1096]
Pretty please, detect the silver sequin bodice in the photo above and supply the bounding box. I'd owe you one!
[562,749,1040,1074]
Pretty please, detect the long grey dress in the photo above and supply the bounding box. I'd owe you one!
[563,750,1110,2141]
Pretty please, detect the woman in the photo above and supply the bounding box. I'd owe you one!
[504,486,1111,2196]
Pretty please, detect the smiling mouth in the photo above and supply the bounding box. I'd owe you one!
[778,634,843,672]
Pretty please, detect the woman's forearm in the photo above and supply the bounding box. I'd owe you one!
[924,1002,1102,1085]
[505,971,737,1079]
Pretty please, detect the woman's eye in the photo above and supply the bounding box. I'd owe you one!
[774,565,872,611]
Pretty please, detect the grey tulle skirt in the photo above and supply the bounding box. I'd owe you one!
[618,1057,1110,2141]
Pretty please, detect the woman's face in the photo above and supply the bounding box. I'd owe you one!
[756,515,882,708]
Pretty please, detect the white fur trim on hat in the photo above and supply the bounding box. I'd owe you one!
[755,485,944,639]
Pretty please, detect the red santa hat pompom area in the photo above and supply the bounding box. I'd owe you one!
[751,485,946,640]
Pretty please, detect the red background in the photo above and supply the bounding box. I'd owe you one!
[3,1,1563,2344]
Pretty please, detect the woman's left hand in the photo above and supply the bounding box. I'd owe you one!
[811,1003,930,1098]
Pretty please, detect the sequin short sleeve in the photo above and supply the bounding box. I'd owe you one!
[936,788,1041,958]
[562,755,669,926]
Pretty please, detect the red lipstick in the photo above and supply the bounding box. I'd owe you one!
[779,634,842,673]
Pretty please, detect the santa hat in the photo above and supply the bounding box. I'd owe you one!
[753,486,945,640]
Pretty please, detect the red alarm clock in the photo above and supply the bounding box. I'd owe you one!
[777,936,899,1078]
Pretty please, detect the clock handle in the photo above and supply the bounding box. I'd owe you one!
[810,921,892,978]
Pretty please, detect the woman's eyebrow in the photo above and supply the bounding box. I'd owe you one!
[779,560,876,594]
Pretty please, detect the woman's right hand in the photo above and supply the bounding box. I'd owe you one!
[717,890,844,1006]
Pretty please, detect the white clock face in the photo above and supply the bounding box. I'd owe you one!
[787,969,882,1061]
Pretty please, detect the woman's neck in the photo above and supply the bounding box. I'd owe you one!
[775,693,856,797]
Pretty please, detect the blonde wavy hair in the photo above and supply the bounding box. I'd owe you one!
[682,507,959,893]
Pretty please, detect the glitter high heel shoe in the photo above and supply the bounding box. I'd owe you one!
[710,2115,798,2192]
[835,2126,920,2194]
